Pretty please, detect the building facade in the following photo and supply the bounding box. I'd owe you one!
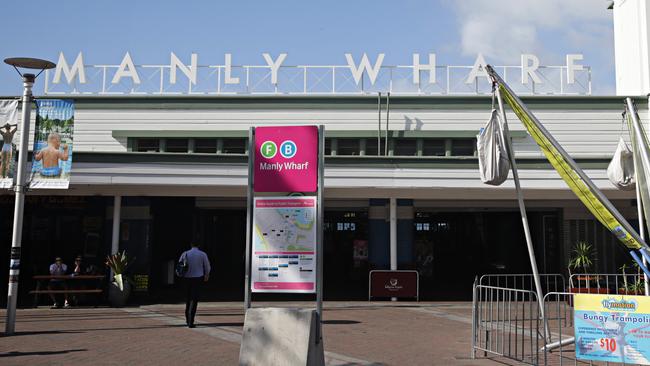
[0,95,644,304]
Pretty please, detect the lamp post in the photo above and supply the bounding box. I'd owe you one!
[4,57,55,335]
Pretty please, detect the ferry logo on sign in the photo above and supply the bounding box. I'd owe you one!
[260,141,277,159]
[254,126,318,193]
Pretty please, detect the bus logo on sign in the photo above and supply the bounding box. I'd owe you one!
[280,141,297,159]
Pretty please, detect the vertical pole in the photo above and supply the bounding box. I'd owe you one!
[390,197,397,301]
[244,127,254,309]
[6,74,34,335]
[377,92,382,155]
[635,184,649,296]
[316,125,325,340]
[111,196,122,255]
[494,85,549,340]
[384,92,390,156]
[110,195,121,281]
[628,97,650,295]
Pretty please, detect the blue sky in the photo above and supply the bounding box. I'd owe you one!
[0,0,615,95]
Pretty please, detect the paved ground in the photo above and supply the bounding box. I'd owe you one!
[0,302,510,366]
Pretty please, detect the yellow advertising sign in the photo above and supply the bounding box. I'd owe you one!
[500,85,643,250]
[574,293,650,364]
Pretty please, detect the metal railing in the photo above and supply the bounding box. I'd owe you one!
[472,283,542,365]
[479,274,566,295]
[472,274,647,365]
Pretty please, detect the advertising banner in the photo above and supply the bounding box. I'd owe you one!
[253,125,318,193]
[0,100,18,189]
[574,294,650,364]
[498,84,646,251]
[30,100,74,189]
[252,196,317,293]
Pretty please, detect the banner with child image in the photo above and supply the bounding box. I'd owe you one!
[0,100,19,189]
[30,100,74,189]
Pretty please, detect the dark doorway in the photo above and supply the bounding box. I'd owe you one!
[323,210,369,300]
[413,210,557,300]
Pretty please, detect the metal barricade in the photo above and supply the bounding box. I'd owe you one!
[472,279,647,366]
[472,283,542,365]
[479,274,566,294]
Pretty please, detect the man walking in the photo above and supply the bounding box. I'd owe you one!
[179,243,211,328]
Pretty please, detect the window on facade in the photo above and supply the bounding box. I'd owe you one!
[135,138,160,152]
[194,138,217,153]
[324,139,332,155]
[422,139,446,156]
[165,138,189,153]
[451,139,475,156]
[337,138,360,156]
[415,223,431,231]
[222,138,246,154]
[394,139,417,156]
[336,222,356,231]
[364,138,385,156]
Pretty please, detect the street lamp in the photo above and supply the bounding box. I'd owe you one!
[4,57,55,335]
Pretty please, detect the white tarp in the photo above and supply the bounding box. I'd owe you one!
[477,109,510,186]
[607,137,636,191]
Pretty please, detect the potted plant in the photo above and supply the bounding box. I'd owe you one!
[105,250,134,307]
[618,262,647,295]
[568,242,606,294]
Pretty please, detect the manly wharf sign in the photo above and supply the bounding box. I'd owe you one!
[44,52,591,96]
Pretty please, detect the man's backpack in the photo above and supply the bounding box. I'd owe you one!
[175,253,188,277]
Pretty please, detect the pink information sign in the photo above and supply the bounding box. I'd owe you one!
[253,126,318,193]
[252,197,317,293]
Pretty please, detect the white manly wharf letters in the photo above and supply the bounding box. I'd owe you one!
[45,52,591,95]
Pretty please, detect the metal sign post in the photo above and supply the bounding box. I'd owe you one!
[244,127,255,309]
[316,125,324,331]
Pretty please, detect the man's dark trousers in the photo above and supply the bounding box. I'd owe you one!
[185,277,203,326]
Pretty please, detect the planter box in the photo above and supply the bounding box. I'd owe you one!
[567,287,610,306]
[617,289,645,295]
[569,287,610,295]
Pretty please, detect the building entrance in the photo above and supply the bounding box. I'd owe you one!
[413,210,560,300]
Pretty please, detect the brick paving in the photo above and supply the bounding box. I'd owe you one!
[0,302,506,365]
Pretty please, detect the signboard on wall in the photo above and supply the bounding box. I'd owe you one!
[369,270,419,300]
[251,196,317,293]
[574,294,650,364]
[253,125,318,193]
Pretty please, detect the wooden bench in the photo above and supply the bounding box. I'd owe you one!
[31,275,105,307]
[29,289,103,294]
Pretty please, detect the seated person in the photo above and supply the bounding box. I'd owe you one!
[71,255,87,305]
[72,256,87,275]
[48,257,70,308]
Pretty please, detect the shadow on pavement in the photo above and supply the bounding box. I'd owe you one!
[0,349,87,357]
[1,329,84,337]
[322,320,360,325]
[198,322,244,327]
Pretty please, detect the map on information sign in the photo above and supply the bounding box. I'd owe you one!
[252,196,317,293]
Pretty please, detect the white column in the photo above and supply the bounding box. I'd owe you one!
[389,198,397,301]
[389,198,397,271]
[111,196,121,255]
[613,0,650,95]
